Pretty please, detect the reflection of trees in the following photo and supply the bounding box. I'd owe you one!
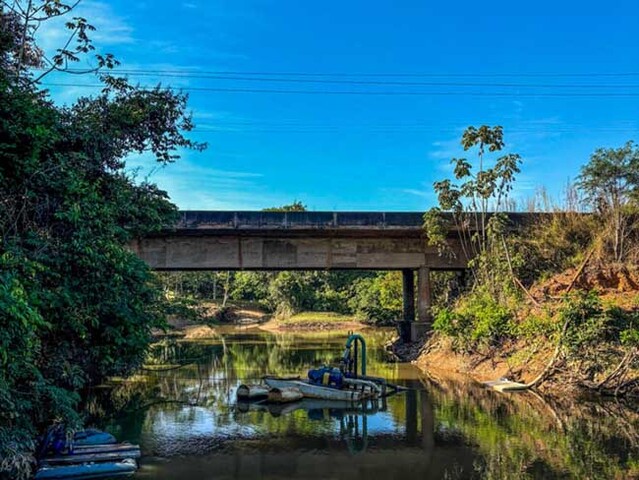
[83,330,406,445]
[422,376,639,479]
[79,330,639,478]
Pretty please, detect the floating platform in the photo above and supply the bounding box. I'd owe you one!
[263,376,377,401]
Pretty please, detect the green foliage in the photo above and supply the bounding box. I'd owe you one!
[432,288,514,351]
[158,270,401,322]
[347,272,404,326]
[230,272,273,306]
[262,201,307,212]
[577,141,639,210]
[0,4,202,473]
[515,312,558,340]
[576,141,639,262]
[561,292,639,356]
[423,125,522,302]
[265,271,360,316]
[422,207,449,253]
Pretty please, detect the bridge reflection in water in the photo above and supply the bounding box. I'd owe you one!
[86,329,639,479]
[90,330,479,479]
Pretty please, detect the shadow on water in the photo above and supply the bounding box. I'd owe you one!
[83,329,639,479]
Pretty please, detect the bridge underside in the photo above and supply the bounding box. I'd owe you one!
[132,234,466,342]
[131,211,477,341]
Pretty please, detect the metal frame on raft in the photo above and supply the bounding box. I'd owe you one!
[342,332,367,377]
[341,332,406,398]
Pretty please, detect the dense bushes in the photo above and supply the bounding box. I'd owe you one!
[0,5,200,474]
[560,292,639,370]
[433,288,514,352]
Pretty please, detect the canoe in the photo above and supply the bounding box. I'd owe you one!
[264,376,370,401]
[483,379,529,392]
[237,384,270,400]
[72,429,117,447]
[35,459,137,479]
[70,443,140,455]
[267,387,303,403]
[40,448,141,466]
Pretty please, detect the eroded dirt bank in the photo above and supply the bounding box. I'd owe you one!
[397,265,639,396]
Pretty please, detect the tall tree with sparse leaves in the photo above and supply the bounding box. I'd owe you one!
[423,125,522,297]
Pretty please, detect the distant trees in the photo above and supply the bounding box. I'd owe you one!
[158,270,403,325]
[263,201,307,212]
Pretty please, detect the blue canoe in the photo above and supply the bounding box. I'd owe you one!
[34,459,137,479]
[72,429,117,447]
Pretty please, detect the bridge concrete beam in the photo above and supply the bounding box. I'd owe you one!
[131,236,467,271]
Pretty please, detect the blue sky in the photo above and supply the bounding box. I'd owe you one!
[40,0,639,211]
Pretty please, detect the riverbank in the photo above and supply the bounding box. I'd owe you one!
[260,312,368,332]
[162,302,371,339]
[403,265,639,397]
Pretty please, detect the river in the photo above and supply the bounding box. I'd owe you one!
[86,328,639,479]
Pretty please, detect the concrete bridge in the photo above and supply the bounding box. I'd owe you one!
[131,211,531,340]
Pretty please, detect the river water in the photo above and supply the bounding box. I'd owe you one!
[86,328,639,479]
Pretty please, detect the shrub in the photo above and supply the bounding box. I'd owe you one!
[433,288,514,352]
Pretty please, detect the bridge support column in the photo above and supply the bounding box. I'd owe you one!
[399,269,416,342]
[402,269,415,321]
[411,267,432,341]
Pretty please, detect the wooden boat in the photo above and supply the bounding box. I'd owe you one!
[263,376,379,401]
[34,459,137,479]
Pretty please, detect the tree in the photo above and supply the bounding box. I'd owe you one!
[1,0,118,85]
[263,201,307,212]
[424,126,522,297]
[0,3,204,475]
[577,141,639,262]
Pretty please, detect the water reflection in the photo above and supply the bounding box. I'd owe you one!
[84,329,639,479]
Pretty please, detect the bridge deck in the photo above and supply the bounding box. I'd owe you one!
[161,210,536,238]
